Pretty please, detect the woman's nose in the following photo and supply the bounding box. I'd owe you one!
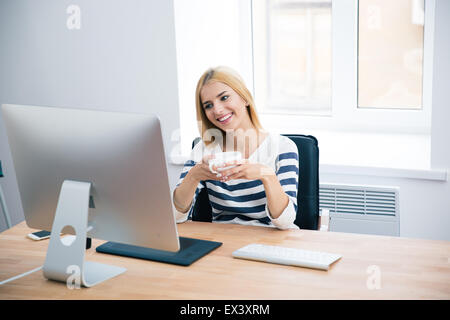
[213,102,226,114]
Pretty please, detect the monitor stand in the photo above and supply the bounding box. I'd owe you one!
[43,180,126,288]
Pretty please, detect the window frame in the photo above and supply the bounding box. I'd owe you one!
[253,0,334,117]
[252,0,434,135]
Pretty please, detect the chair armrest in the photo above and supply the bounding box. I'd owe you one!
[318,209,330,232]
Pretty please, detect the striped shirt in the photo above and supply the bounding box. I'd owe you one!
[174,133,299,230]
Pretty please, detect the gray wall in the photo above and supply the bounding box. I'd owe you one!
[0,0,181,231]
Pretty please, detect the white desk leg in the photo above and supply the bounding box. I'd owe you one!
[43,180,126,287]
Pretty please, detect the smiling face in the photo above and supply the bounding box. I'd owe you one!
[200,81,254,132]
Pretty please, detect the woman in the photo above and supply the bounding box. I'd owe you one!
[173,66,299,229]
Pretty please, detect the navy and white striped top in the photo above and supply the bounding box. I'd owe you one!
[174,133,299,230]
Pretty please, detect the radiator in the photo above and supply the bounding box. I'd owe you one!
[319,183,400,236]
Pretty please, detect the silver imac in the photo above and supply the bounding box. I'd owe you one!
[2,103,181,287]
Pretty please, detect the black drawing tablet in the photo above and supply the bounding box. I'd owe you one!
[96,237,222,266]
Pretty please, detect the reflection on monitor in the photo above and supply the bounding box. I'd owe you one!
[2,103,180,286]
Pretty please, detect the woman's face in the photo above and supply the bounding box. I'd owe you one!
[200,81,253,132]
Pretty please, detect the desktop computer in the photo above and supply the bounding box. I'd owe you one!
[2,103,221,287]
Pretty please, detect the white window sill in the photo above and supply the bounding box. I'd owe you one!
[168,130,448,182]
[169,154,447,181]
[313,129,447,181]
[312,130,430,168]
[320,164,447,181]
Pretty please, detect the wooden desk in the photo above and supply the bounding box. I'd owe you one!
[0,221,449,299]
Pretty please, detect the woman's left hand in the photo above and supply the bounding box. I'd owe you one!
[217,159,275,183]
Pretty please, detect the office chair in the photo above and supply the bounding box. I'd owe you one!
[0,160,12,229]
[189,135,322,230]
[282,134,320,230]
[190,138,213,223]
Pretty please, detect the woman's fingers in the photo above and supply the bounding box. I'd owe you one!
[219,165,245,182]
[226,159,248,166]
[197,157,253,182]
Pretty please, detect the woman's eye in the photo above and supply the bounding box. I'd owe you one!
[221,95,229,101]
[204,103,213,110]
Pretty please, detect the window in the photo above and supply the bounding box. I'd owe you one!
[358,0,425,109]
[253,0,431,135]
[252,0,332,115]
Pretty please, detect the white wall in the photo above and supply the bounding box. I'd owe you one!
[0,0,181,231]
[173,0,253,156]
[430,0,450,171]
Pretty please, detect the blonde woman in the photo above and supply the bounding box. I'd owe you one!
[173,66,299,229]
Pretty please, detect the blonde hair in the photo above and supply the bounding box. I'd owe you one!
[195,66,263,147]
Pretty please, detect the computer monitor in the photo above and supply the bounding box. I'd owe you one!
[2,103,204,287]
[2,103,180,248]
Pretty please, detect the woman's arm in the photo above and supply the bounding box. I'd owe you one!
[173,169,201,213]
[260,171,289,219]
[173,155,219,213]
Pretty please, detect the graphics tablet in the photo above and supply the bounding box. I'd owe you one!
[96,237,222,266]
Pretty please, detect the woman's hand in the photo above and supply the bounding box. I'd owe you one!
[216,159,275,183]
[173,155,222,213]
[189,155,223,183]
[218,159,289,220]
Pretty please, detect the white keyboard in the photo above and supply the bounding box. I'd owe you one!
[232,244,342,271]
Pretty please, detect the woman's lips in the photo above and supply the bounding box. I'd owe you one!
[217,112,233,124]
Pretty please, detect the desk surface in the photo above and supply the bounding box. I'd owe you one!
[1,221,449,299]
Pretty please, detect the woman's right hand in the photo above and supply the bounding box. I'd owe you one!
[189,155,222,182]
[173,155,221,214]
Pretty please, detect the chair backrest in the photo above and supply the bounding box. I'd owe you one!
[190,138,213,222]
[189,135,320,230]
[282,134,320,230]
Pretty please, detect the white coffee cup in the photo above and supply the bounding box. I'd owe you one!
[209,151,242,174]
